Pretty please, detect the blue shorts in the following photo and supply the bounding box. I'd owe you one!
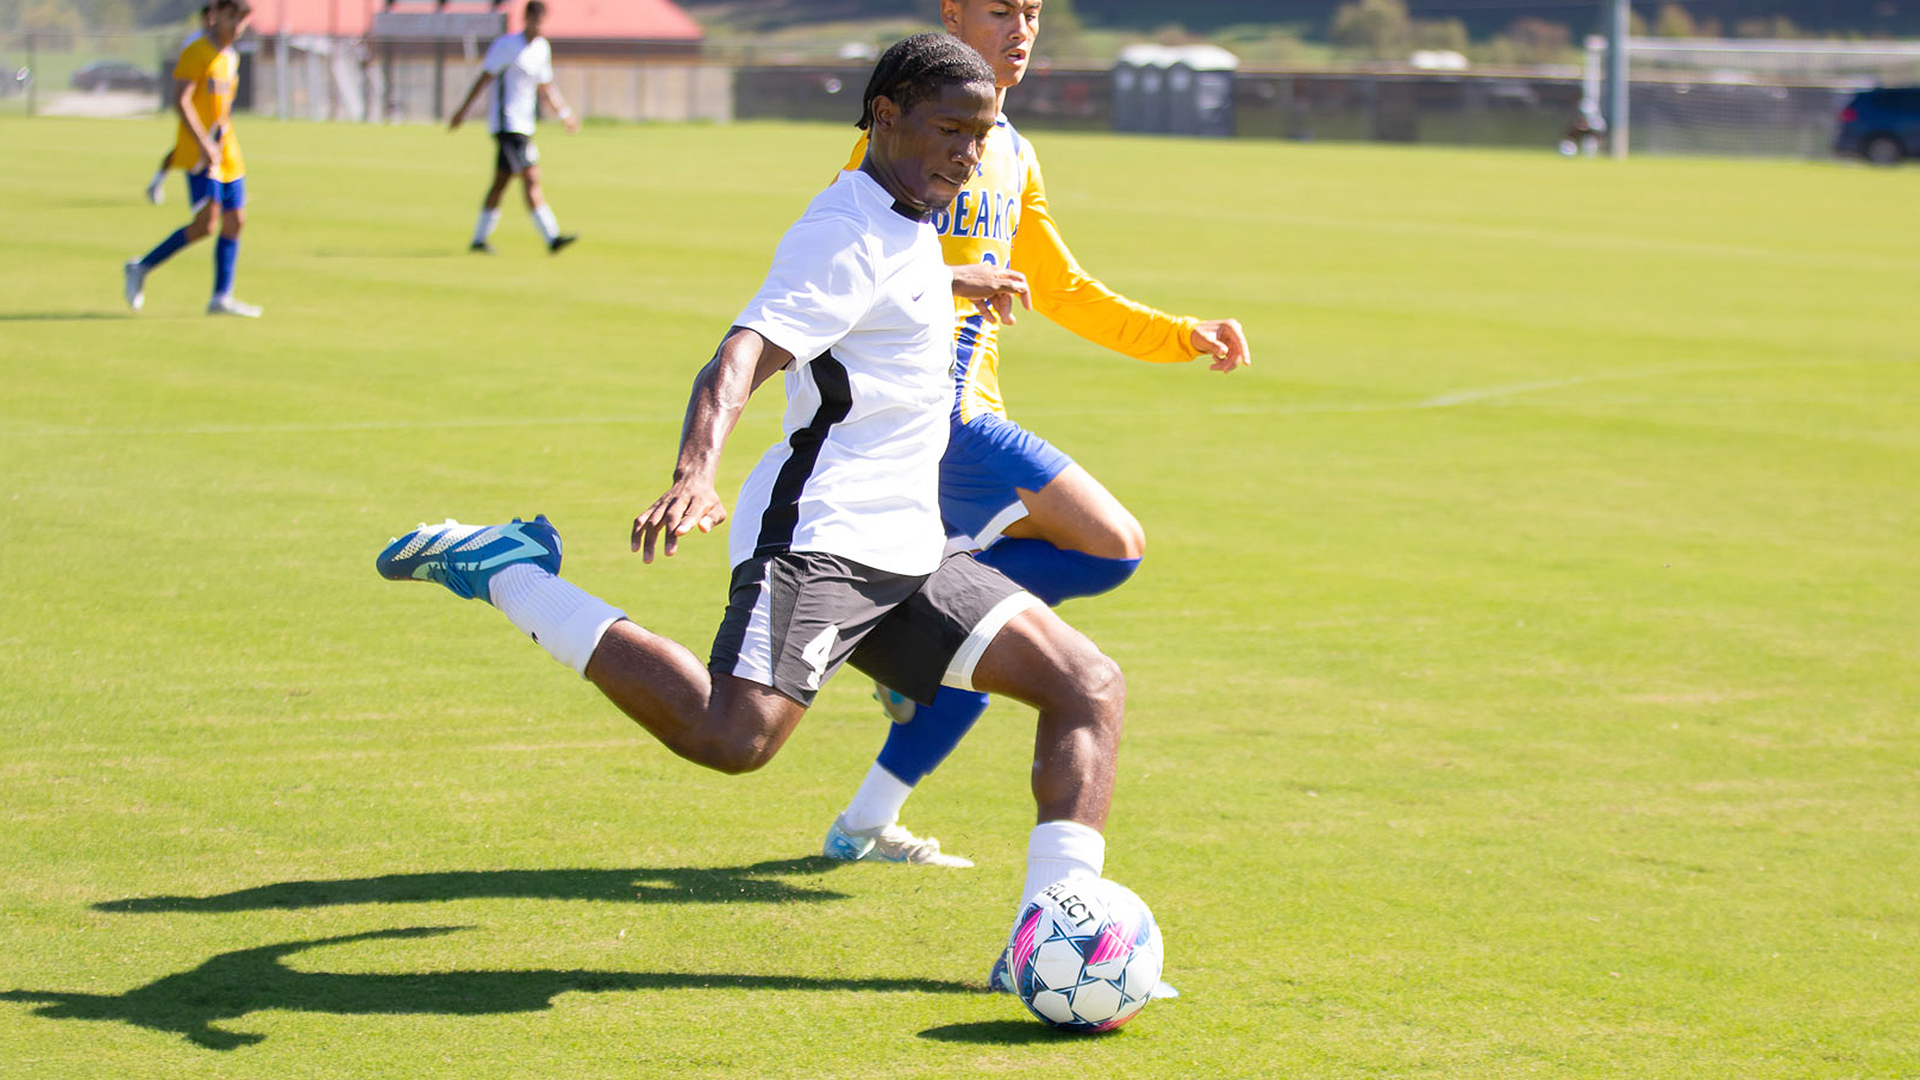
[188,173,247,211]
[938,412,1075,548]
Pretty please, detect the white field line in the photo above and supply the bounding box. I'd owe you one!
[2,357,1910,438]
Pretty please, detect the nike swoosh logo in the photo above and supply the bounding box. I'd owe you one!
[912,290,927,302]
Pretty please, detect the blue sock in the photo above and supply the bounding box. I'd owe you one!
[869,541,1140,787]
[139,228,191,270]
[213,235,238,296]
[876,686,991,785]
[974,537,1140,606]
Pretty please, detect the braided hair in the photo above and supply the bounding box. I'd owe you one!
[857,33,995,130]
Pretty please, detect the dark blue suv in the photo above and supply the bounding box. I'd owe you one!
[1835,87,1920,165]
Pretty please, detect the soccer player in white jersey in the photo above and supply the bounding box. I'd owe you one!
[143,5,210,206]
[378,34,1131,990]
[822,0,1250,885]
[449,0,580,253]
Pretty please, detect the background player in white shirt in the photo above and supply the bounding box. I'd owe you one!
[448,0,580,253]
[379,34,1131,984]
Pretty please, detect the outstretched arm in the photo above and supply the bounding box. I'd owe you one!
[448,71,493,131]
[632,328,794,562]
[1012,157,1250,372]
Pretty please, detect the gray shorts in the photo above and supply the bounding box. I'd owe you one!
[708,551,1040,707]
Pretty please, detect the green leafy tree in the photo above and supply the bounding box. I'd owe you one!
[1484,16,1572,65]
[1330,0,1412,60]
[1411,17,1467,53]
[1654,3,1698,37]
[1735,15,1803,38]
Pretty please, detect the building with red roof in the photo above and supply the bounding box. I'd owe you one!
[247,0,702,49]
[243,0,720,122]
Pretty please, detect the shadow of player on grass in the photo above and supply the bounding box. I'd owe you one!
[1,926,974,1050]
[94,857,847,914]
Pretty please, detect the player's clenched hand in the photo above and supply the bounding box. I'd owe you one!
[950,263,1031,326]
[632,481,727,563]
[1191,318,1251,373]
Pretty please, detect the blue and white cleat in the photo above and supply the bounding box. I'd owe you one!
[987,944,1179,999]
[376,515,561,602]
[872,680,916,724]
[988,947,1016,993]
[822,814,972,867]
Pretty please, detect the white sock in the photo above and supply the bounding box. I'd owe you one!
[1020,820,1106,912]
[487,563,624,677]
[531,204,559,243]
[840,764,913,833]
[149,168,168,186]
[473,208,501,245]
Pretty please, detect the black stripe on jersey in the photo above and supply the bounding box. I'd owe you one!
[753,352,853,559]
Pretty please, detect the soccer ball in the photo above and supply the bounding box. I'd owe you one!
[1008,876,1163,1033]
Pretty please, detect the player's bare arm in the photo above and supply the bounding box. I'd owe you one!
[951,262,1031,325]
[1191,318,1252,372]
[448,71,494,131]
[538,83,580,134]
[633,327,794,562]
[173,78,219,167]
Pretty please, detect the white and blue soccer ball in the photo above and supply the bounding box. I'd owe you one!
[1008,876,1163,1033]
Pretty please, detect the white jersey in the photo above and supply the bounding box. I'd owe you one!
[481,32,552,136]
[730,170,957,577]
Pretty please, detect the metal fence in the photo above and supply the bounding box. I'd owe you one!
[1,29,1856,158]
[0,29,729,124]
[0,29,180,118]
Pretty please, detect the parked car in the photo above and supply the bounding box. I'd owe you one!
[1835,86,1920,165]
[69,60,159,94]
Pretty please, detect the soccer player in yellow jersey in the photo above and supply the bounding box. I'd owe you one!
[822,0,1252,879]
[143,5,211,206]
[123,0,260,317]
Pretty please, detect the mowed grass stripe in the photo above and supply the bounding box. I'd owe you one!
[2,117,1916,1079]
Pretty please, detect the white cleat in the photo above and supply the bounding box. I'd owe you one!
[123,260,146,312]
[822,814,973,867]
[207,294,262,318]
[145,177,166,205]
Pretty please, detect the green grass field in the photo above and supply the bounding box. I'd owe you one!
[3,116,1917,1079]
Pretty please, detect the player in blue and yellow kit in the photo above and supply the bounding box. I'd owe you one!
[142,6,211,206]
[823,0,1252,872]
[123,0,261,318]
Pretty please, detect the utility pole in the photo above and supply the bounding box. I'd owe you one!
[1605,0,1630,158]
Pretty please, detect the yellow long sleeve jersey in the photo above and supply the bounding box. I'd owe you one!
[847,118,1199,424]
[169,37,244,182]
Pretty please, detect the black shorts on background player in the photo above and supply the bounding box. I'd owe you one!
[494,132,538,174]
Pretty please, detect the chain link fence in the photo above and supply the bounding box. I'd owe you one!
[0,29,728,123]
[1,29,181,118]
[1,28,1861,158]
